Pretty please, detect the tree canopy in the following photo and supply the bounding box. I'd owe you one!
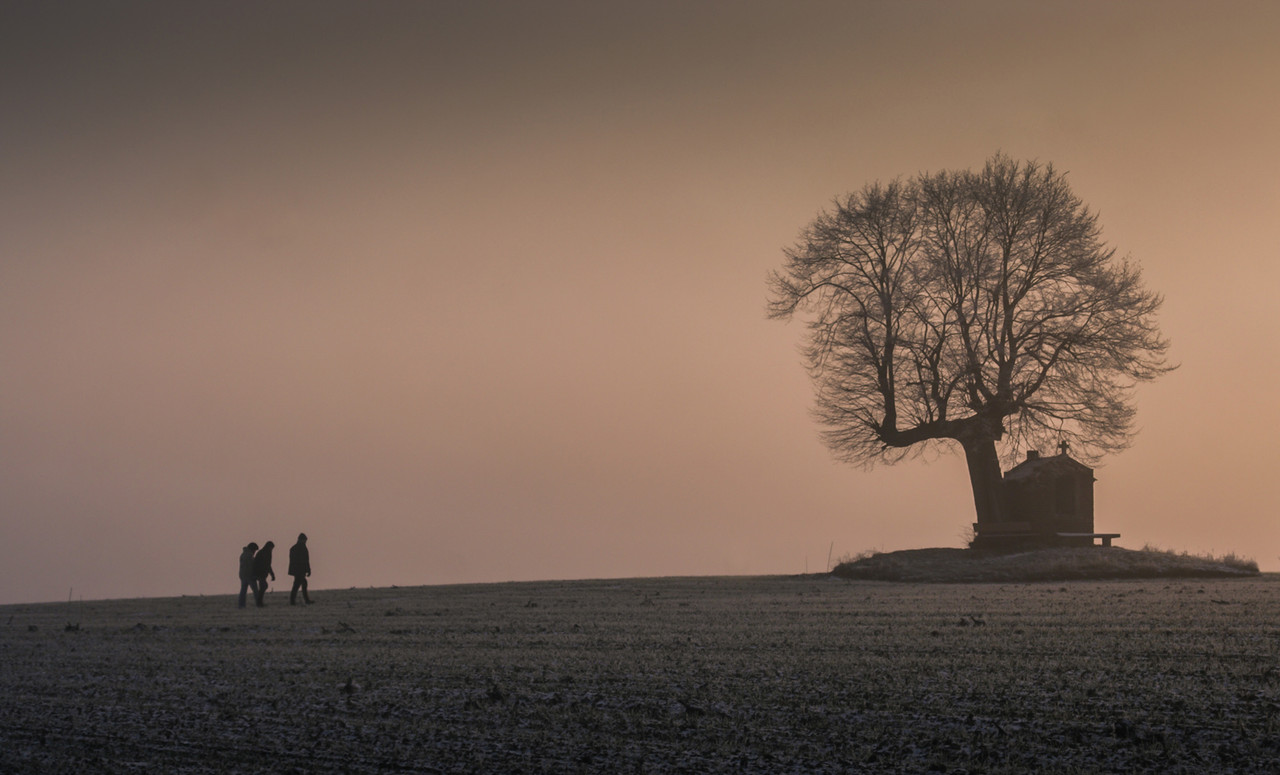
[769,154,1172,522]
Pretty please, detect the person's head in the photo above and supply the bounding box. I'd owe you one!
[247,542,259,552]
[263,541,274,551]
[298,533,307,543]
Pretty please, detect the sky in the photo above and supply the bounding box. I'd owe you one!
[2,1,1278,605]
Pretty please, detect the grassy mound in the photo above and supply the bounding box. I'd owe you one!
[832,546,1260,583]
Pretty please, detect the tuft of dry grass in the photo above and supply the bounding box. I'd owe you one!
[831,549,881,567]
[1137,543,1259,573]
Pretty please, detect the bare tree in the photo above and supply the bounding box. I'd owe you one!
[768,155,1173,525]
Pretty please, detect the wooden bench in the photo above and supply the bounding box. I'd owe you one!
[1055,532,1120,547]
[973,521,1032,536]
[971,522,1036,549]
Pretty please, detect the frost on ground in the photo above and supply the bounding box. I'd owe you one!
[2,574,1279,773]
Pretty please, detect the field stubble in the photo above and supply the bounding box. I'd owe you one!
[2,575,1279,773]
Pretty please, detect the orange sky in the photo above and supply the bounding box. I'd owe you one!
[2,1,1277,604]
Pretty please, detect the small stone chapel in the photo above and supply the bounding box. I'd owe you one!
[971,443,1119,548]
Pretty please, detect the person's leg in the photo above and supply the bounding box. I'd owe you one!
[254,577,265,607]
[238,580,248,608]
[301,575,310,604]
[290,576,301,605]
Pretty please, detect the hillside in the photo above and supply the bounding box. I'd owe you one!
[832,546,1260,583]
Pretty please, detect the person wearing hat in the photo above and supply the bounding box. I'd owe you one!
[288,533,312,605]
[238,543,259,609]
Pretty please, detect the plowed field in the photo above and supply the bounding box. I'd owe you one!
[3,575,1278,773]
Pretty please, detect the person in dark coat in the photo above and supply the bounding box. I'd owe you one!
[238,543,259,609]
[252,541,275,607]
[288,533,312,605]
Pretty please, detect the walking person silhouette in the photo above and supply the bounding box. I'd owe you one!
[238,543,258,609]
[252,541,275,607]
[289,533,312,605]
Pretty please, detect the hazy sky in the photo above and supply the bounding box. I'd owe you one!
[3,1,1278,604]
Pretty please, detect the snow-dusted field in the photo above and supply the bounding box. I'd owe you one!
[2,574,1278,773]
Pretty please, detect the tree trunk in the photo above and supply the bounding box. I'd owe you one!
[962,437,1007,524]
